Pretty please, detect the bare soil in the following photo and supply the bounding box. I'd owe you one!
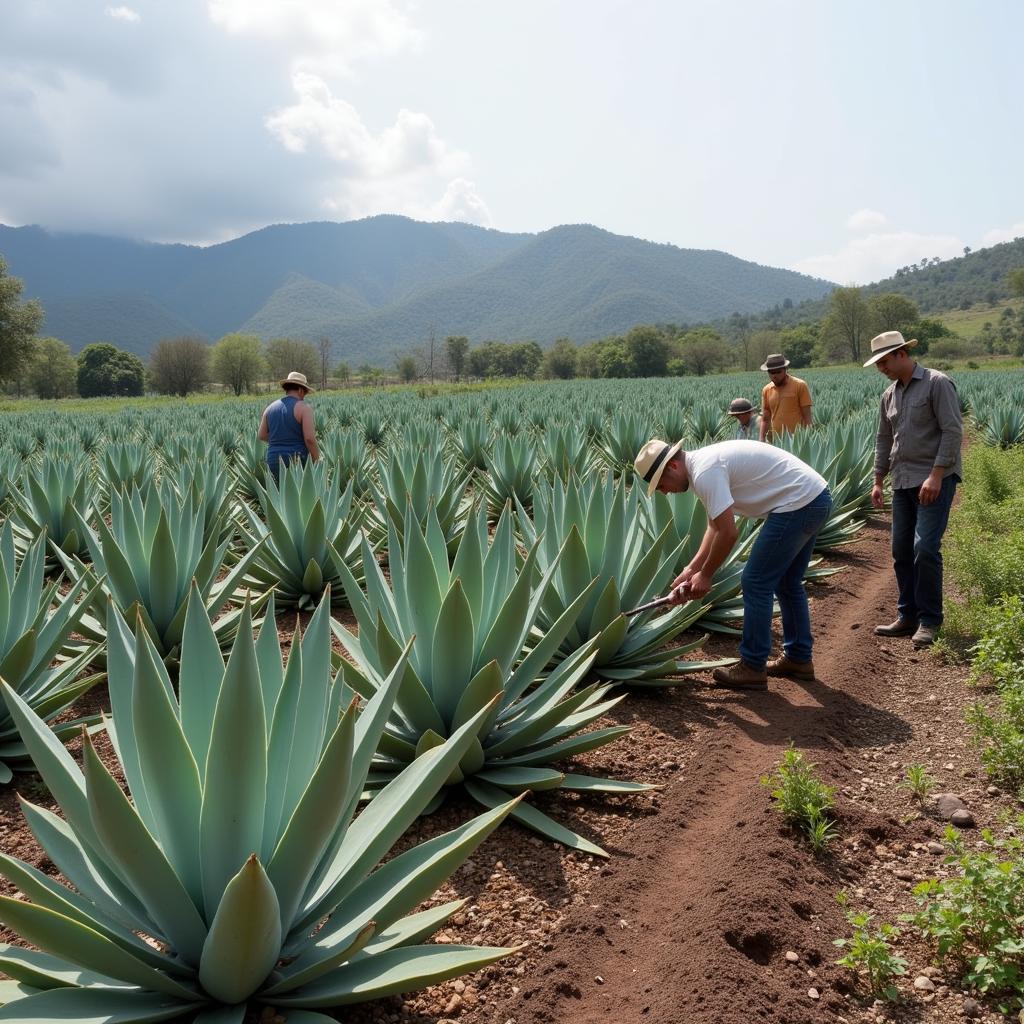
[0,518,1017,1024]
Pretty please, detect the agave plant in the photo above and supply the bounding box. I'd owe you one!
[977,398,1024,449]
[237,459,364,610]
[0,450,21,508]
[10,457,97,563]
[0,526,104,783]
[334,504,650,855]
[0,590,519,1022]
[366,447,472,550]
[517,474,731,685]
[598,410,652,478]
[538,423,595,483]
[231,433,270,502]
[481,435,539,517]
[448,417,492,472]
[319,429,376,496]
[55,481,261,659]
[167,460,237,547]
[97,441,156,501]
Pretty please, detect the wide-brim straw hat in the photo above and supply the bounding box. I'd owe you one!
[727,397,755,416]
[635,438,684,495]
[280,371,314,392]
[760,353,790,372]
[863,331,918,367]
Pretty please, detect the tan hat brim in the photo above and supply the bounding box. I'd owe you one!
[862,339,918,367]
[280,379,314,392]
[645,439,684,496]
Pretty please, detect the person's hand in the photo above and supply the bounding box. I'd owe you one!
[871,483,885,510]
[687,571,712,600]
[667,582,691,606]
[918,475,941,506]
[671,567,694,591]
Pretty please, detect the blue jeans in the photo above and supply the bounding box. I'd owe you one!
[891,475,958,628]
[739,487,833,670]
[267,450,308,482]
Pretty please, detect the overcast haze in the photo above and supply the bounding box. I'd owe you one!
[2,0,1021,286]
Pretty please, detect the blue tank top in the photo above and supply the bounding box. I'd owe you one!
[266,396,307,458]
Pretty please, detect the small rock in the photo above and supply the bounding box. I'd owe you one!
[785,951,800,963]
[595,975,604,984]
[986,785,1000,796]
[950,808,976,829]
[444,993,463,1014]
[914,976,936,992]
[895,869,914,881]
[934,793,968,820]
[808,987,820,1000]
[961,997,982,1018]
[943,762,956,770]
[926,841,945,854]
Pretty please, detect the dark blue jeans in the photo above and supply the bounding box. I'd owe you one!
[891,475,958,628]
[740,487,833,670]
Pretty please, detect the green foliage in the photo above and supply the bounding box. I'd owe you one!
[23,337,77,398]
[264,336,318,382]
[833,894,908,1001]
[968,595,1024,691]
[900,763,936,804]
[76,342,146,397]
[0,593,518,1019]
[148,336,210,396]
[395,354,418,383]
[761,745,838,855]
[543,337,577,379]
[1008,267,1024,300]
[210,332,266,395]
[445,335,470,381]
[906,820,1024,1011]
[0,256,43,388]
[468,340,543,379]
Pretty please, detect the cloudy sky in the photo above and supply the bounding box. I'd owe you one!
[1,0,1021,284]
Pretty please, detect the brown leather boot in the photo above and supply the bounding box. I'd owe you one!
[712,661,768,691]
[874,618,918,637]
[767,655,816,680]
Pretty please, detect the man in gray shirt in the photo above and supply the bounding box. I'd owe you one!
[865,331,963,648]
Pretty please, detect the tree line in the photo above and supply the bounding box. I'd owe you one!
[3,254,1024,399]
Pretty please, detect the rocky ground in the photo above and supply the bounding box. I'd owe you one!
[0,517,1019,1024]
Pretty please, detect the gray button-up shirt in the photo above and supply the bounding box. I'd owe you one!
[874,363,963,489]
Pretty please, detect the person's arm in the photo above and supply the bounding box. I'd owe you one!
[672,525,714,592]
[300,405,321,461]
[799,381,813,427]
[686,507,738,598]
[919,377,963,505]
[759,390,771,441]
[257,410,269,442]
[871,394,892,510]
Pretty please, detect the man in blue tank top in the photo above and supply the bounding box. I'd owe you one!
[258,371,321,480]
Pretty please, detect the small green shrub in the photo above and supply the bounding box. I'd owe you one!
[900,763,936,804]
[761,745,838,855]
[968,595,1024,691]
[906,819,1024,1013]
[834,893,908,1001]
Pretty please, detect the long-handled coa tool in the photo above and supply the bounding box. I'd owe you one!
[623,584,690,617]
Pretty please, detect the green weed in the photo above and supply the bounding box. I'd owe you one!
[761,745,838,855]
[900,763,936,804]
[833,892,908,1001]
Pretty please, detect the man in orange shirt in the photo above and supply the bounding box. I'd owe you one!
[759,352,813,441]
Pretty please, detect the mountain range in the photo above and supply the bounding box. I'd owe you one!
[0,216,835,365]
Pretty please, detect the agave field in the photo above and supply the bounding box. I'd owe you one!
[0,368,1021,1023]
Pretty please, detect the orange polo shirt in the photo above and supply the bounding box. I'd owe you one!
[761,375,812,435]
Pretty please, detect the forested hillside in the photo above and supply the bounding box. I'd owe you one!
[0,216,832,364]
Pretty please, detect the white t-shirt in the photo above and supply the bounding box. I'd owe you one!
[684,440,827,520]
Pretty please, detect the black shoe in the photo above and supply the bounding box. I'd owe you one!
[874,618,918,638]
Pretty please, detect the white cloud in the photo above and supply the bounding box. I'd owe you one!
[846,208,887,231]
[980,220,1024,246]
[265,72,488,226]
[105,6,141,23]
[794,230,964,285]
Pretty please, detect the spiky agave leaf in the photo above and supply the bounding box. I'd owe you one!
[10,455,97,564]
[517,474,732,685]
[333,502,650,856]
[0,587,519,1020]
[236,459,364,611]
[0,525,105,783]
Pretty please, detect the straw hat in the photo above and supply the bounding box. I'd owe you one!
[634,438,684,495]
[727,397,755,416]
[862,331,918,367]
[760,353,790,372]
[280,371,314,392]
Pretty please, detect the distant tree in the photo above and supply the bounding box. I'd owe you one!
[77,343,145,397]
[868,293,919,336]
[963,246,972,257]
[624,325,669,377]
[395,354,418,383]
[0,256,44,388]
[543,338,577,379]
[575,342,602,378]
[25,337,77,398]
[149,336,209,396]
[335,361,351,385]
[598,340,634,378]
[748,328,782,369]
[903,317,951,356]
[1008,268,1024,299]
[211,332,265,396]
[317,336,333,390]
[509,341,543,378]
[445,335,470,381]
[821,286,871,363]
[675,328,731,376]
[264,337,318,382]
[777,324,818,368]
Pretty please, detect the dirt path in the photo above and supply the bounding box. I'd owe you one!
[498,520,934,1024]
